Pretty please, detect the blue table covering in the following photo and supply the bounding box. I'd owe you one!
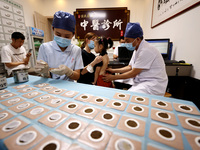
[0,75,200,150]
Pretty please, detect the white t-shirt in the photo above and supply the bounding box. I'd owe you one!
[37,40,84,81]
[128,40,168,96]
[1,44,27,75]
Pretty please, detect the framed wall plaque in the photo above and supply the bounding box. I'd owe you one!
[151,0,200,28]
[74,7,130,41]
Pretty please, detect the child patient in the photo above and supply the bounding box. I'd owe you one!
[93,37,113,87]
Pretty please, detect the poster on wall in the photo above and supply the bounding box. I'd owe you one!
[74,7,130,41]
[151,0,200,28]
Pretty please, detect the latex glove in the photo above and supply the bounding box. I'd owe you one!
[35,60,49,76]
[50,65,73,77]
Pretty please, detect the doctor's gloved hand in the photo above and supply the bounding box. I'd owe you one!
[50,65,73,77]
[35,60,49,77]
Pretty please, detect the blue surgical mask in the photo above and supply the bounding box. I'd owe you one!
[120,43,125,47]
[88,40,94,49]
[124,39,137,51]
[54,35,71,48]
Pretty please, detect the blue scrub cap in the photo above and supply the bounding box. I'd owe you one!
[52,11,76,33]
[124,22,143,38]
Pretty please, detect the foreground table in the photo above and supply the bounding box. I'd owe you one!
[0,75,199,150]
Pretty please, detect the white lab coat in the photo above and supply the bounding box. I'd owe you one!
[37,40,83,81]
[128,40,168,96]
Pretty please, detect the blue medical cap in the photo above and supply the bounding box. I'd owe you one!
[124,22,143,38]
[52,11,76,33]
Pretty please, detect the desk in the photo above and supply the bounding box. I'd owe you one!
[0,76,199,150]
[108,61,127,69]
[109,60,192,76]
[165,63,192,76]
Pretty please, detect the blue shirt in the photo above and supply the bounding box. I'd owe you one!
[37,40,83,81]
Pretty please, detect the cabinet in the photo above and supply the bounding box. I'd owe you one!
[0,0,27,74]
[165,64,192,76]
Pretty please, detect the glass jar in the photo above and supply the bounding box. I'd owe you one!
[0,73,7,89]
[12,68,29,83]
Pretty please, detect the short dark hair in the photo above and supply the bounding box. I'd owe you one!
[119,36,124,41]
[11,32,25,40]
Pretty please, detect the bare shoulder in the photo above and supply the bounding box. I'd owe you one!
[102,54,109,62]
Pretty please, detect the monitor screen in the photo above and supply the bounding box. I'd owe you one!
[145,39,170,59]
[118,47,133,63]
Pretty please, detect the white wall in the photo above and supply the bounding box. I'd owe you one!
[41,0,145,23]
[143,0,200,79]
[14,0,43,27]
[14,0,200,79]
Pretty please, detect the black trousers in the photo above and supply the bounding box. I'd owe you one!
[114,81,132,90]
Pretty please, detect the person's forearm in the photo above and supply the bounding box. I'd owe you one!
[113,54,118,59]
[81,67,88,75]
[113,68,142,80]
[114,72,134,80]
[68,71,80,80]
[5,62,24,68]
[90,59,97,67]
[81,59,98,75]
[93,67,100,84]
[93,71,98,85]
[113,65,132,73]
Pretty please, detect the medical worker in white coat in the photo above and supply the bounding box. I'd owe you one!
[103,22,168,96]
[35,11,83,81]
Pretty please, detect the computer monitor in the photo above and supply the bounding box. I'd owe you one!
[118,47,133,63]
[145,38,170,60]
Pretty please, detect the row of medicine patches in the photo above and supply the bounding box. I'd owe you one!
[0,84,200,134]
[1,96,200,132]
[1,84,200,130]
[1,123,142,150]
[0,83,200,149]
[0,109,199,149]
[1,86,200,116]
[1,97,200,133]
[1,85,200,114]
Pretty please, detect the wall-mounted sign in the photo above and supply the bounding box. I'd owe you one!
[74,7,130,41]
[30,27,44,37]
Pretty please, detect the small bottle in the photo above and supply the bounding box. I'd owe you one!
[12,68,29,83]
[0,73,7,89]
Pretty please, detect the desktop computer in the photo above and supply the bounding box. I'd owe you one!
[118,47,133,63]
